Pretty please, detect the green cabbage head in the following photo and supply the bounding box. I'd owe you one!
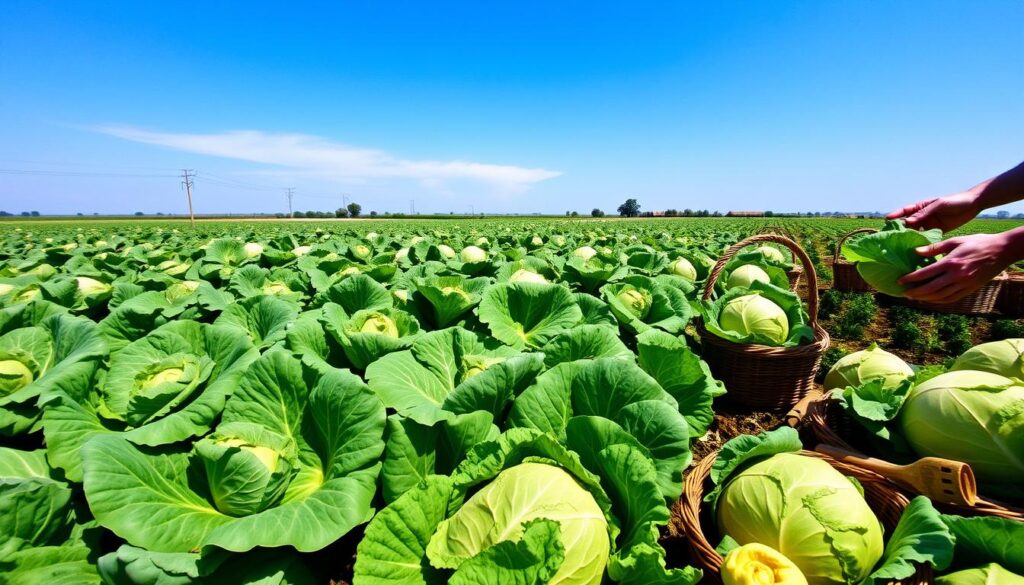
[614,285,652,320]
[195,422,298,517]
[900,370,1024,484]
[243,242,264,257]
[824,345,913,391]
[510,268,548,284]
[726,264,771,289]
[572,246,597,261]
[358,312,400,338]
[935,563,1024,585]
[720,293,789,345]
[756,245,787,265]
[670,257,697,281]
[426,462,609,585]
[437,244,457,259]
[717,452,884,585]
[460,245,487,263]
[951,339,1024,381]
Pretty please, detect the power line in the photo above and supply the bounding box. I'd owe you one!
[286,188,294,218]
[181,169,196,228]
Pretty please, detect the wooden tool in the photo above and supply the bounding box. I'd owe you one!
[783,390,821,428]
[815,444,977,507]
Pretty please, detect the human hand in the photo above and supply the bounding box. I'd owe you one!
[898,233,1014,303]
[886,191,981,232]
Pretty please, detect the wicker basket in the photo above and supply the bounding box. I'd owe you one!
[698,234,830,412]
[680,449,931,585]
[804,391,1024,521]
[897,272,1007,315]
[996,271,1024,317]
[832,228,878,293]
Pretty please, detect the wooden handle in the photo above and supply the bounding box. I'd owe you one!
[814,444,899,475]
[832,227,878,266]
[702,234,821,327]
[784,391,822,428]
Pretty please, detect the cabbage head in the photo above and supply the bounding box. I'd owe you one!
[572,246,597,261]
[951,339,1024,381]
[824,345,913,391]
[900,370,1024,484]
[242,242,264,258]
[727,264,771,289]
[510,268,549,284]
[437,244,457,259]
[460,245,487,263]
[670,257,698,281]
[936,564,1024,585]
[427,462,610,584]
[755,246,787,265]
[195,421,298,517]
[614,285,651,320]
[720,293,789,345]
[717,452,884,585]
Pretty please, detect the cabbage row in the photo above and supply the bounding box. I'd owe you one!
[1,225,739,584]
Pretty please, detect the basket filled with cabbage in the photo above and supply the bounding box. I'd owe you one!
[697,234,830,412]
[840,220,1006,315]
[805,341,1024,520]
[680,427,955,585]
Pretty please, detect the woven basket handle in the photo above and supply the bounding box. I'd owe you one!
[832,227,878,266]
[703,233,820,326]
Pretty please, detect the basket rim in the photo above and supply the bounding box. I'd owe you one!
[680,447,926,581]
[832,227,879,266]
[805,390,1024,521]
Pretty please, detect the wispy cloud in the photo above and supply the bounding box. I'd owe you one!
[94,126,561,190]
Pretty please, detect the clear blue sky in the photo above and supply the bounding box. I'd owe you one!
[2,1,1022,216]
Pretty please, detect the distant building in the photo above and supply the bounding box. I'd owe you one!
[652,210,666,217]
[726,211,765,217]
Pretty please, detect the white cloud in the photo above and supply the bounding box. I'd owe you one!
[95,126,561,189]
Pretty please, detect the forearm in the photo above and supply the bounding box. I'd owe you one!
[993,226,1024,270]
[971,161,1024,211]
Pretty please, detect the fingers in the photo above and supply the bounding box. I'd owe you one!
[887,199,933,220]
[909,282,973,303]
[899,261,945,285]
[914,237,963,258]
[903,272,957,298]
[904,200,941,228]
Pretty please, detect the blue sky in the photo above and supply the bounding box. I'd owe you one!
[2,1,1023,216]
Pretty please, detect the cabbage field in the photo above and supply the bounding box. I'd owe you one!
[1,216,1022,585]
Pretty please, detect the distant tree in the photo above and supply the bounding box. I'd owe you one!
[591,208,605,217]
[764,210,774,217]
[21,211,30,216]
[335,207,349,218]
[370,210,378,216]
[347,202,362,218]
[30,211,40,217]
[134,211,144,216]
[293,211,305,218]
[571,211,579,217]
[75,212,83,216]
[617,199,640,218]
[998,210,1010,219]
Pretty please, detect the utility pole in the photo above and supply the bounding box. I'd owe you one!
[181,169,195,227]
[286,188,294,218]
[342,192,349,208]
[470,204,475,216]
[410,199,415,215]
